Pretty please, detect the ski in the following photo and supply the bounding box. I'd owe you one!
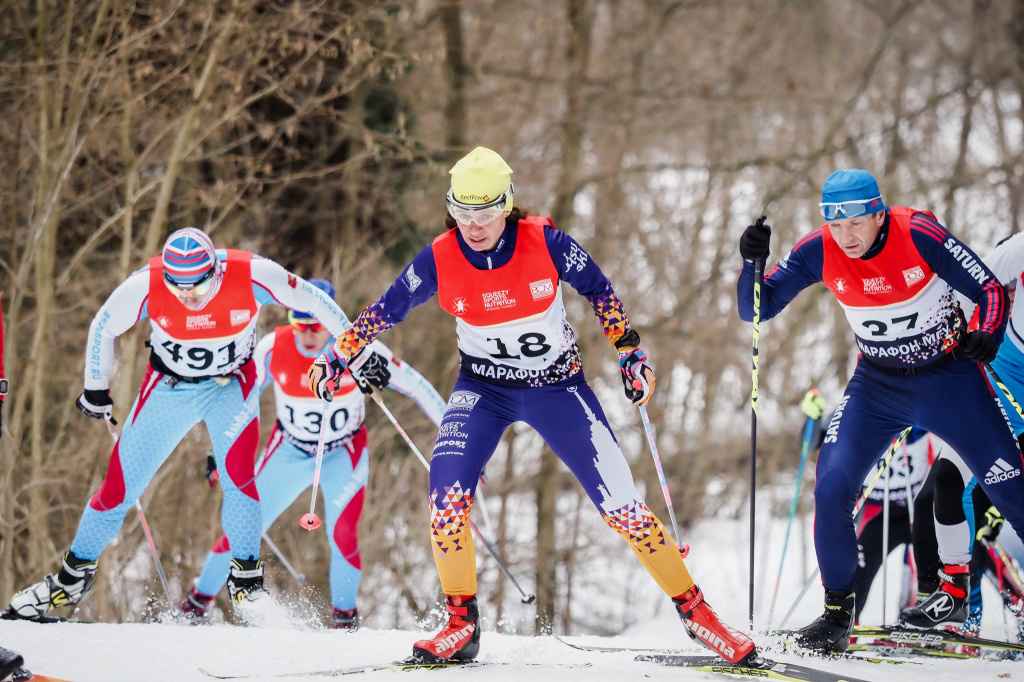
[554,634,678,654]
[199,661,480,679]
[557,634,901,666]
[847,642,975,660]
[199,660,591,679]
[851,624,1024,655]
[635,654,874,682]
[0,611,88,624]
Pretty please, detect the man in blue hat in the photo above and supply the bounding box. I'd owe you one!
[737,169,1024,653]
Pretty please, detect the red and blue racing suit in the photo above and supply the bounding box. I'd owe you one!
[738,207,1024,592]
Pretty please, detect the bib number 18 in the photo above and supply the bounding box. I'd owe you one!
[487,333,551,360]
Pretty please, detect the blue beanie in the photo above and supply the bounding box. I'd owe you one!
[290,278,335,320]
[820,169,886,216]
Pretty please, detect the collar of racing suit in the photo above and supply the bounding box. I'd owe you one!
[859,209,891,261]
[453,219,519,270]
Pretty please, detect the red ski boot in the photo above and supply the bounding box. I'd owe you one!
[177,586,215,622]
[673,585,757,664]
[411,595,480,663]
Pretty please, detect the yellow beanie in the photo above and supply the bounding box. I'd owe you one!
[449,147,514,210]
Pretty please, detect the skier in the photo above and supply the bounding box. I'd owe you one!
[900,232,1024,632]
[181,279,447,629]
[800,391,935,623]
[0,647,23,682]
[6,228,353,621]
[737,169,1024,654]
[900,448,999,633]
[305,147,757,665]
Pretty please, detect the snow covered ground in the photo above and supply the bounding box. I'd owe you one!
[3,514,1024,681]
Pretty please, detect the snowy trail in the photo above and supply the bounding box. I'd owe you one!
[2,614,1022,681]
[4,516,1024,681]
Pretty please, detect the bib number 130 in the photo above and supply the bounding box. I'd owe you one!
[487,333,551,360]
[161,340,238,371]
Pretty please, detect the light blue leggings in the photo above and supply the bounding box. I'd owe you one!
[194,424,368,610]
[71,363,263,562]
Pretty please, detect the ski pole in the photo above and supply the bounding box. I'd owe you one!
[261,534,307,585]
[749,215,766,630]
[300,394,333,530]
[881,456,891,626]
[898,439,917,613]
[367,389,536,604]
[985,362,1024,424]
[766,414,815,630]
[638,405,682,546]
[778,426,911,630]
[104,419,174,609]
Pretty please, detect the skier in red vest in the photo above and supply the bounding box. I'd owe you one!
[7,228,353,621]
[182,278,446,629]
[307,147,757,665]
[737,169,1024,653]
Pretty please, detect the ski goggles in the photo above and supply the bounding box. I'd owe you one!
[818,196,883,220]
[446,185,513,226]
[163,268,216,298]
[288,311,324,333]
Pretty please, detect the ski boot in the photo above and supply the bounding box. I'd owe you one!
[178,586,215,622]
[411,595,480,663]
[790,588,855,655]
[899,564,969,628]
[8,550,97,620]
[673,585,757,664]
[226,557,265,605]
[332,607,359,631]
[0,647,23,682]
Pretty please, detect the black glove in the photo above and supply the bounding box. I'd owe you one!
[739,216,771,261]
[76,388,115,423]
[206,454,219,487]
[961,330,999,364]
[614,329,656,405]
[350,350,391,395]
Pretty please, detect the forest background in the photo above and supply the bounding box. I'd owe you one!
[3,0,1024,637]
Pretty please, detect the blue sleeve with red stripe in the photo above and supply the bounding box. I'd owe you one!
[737,229,825,322]
[908,213,1008,338]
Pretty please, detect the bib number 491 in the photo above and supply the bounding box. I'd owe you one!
[487,333,551,360]
[161,340,238,370]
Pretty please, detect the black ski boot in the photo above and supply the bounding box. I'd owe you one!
[0,647,24,682]
[899,564,969,628]
[332,607,359,631]
[791,589,855,655]
[226,557,264,605]
[7,550,98,620]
